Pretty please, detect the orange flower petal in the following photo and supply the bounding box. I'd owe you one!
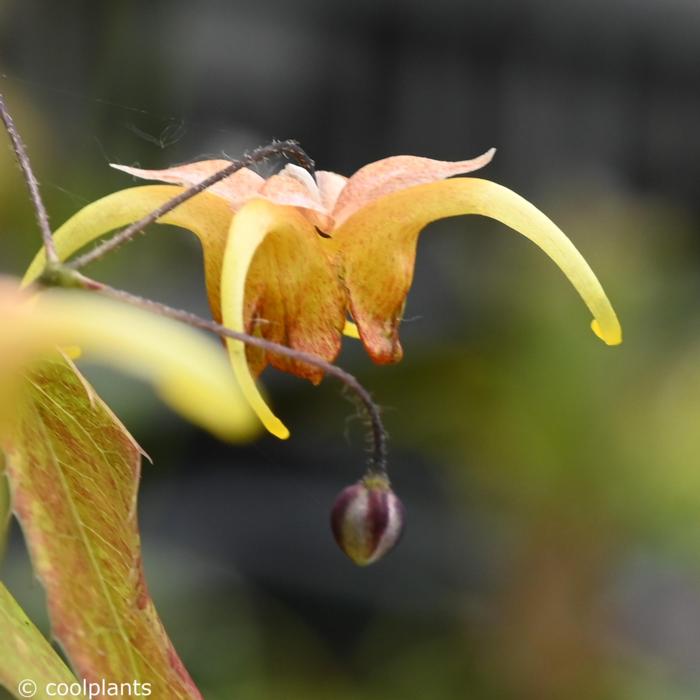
[220,199,347,438]
[228,198,346,382]
[111,161,265,210]
[334,177,621,363]
[332,148,496,227]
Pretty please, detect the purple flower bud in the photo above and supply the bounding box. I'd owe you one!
[330,474,404,566]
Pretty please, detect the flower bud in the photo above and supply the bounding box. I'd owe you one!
[330,474,404,566]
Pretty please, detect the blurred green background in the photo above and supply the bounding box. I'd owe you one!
[2,1,700,698]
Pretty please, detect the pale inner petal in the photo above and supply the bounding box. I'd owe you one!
[315,171,349,213]
[111,161,265,210]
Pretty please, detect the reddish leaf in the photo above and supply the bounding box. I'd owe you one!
[3,359,202,698]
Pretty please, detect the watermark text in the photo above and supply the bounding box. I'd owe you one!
[17,678,152,698]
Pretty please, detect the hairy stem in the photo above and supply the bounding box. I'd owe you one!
[68,140,314,270]
[49,270,389,474]
[0,93,57,263]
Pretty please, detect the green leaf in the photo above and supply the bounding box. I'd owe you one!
[2,358,202,699]
[0,582,80,699]
[0,453,9,565]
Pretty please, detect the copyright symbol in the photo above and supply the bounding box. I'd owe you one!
[18,679,37,697]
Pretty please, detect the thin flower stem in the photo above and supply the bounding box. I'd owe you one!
[68,140,314,271]
[0,93,57,264]
[63,271,389,475]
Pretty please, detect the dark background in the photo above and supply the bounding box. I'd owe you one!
[2,1,700,698]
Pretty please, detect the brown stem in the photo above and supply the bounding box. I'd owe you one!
[0,93,57,263]
[61,271,389,474]
[67,140,314,271]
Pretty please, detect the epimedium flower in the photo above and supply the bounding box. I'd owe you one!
[24,148,622,439]
[0,277,258,441]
